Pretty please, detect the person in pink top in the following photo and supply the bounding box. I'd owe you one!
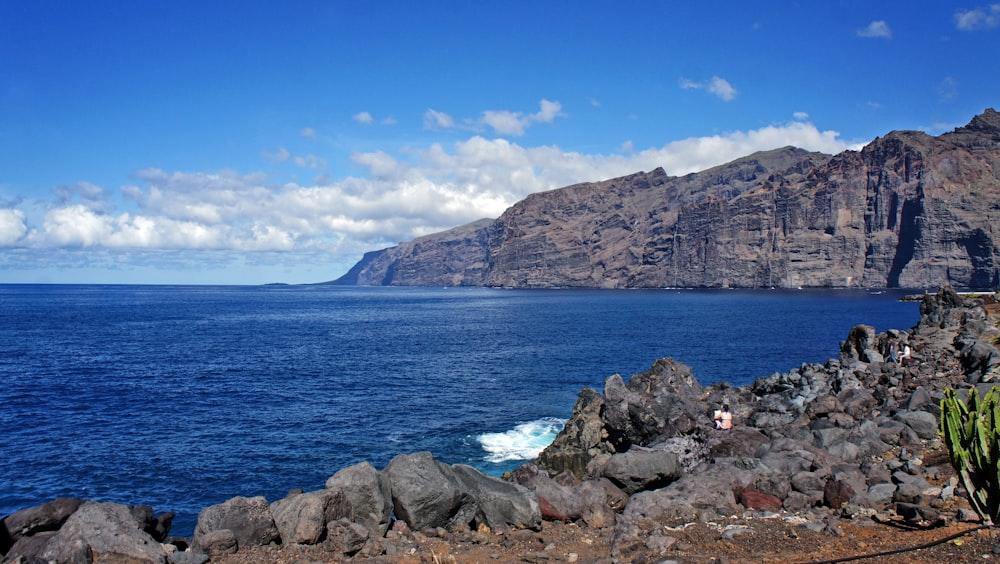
[714,404,733,430]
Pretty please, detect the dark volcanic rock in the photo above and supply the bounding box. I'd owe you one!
[383,452,478,532]
[333,109,1000,289]
[599,449,681,494]
[0,496,83,553]
[42,501,167,563]
[193,495,280,552]
[324,461,394,537]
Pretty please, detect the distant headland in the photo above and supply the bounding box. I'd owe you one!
[331,109,1000,291]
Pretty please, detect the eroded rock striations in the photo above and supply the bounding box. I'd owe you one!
[333,109,1000,289]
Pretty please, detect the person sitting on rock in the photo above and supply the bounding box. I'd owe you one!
[899,343,913,365]
[714,404,733,430]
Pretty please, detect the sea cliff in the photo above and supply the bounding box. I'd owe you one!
[334,109,1000,290]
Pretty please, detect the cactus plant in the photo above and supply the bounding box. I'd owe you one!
[939,386,1000,524]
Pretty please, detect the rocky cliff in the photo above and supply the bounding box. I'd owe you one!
[333,109,1000,289]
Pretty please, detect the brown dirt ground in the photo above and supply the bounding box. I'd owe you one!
[213,516,1000,563]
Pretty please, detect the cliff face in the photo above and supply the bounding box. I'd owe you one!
[332,109,1000,289]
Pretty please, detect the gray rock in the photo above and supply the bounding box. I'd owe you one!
[536,387,606,479]
[193,495,280,551]
[904,387,935,411]
[451,464,542,531]
[383,451,476,532]
[324,461,393,536]
[706,427,770,459]
[0,496,83,552]
[957,508,982,522]
[877,419,920,446]
[621,462,744,523]
[600,449,681,494]
[509,465,577,521]
[325,518,370,556]
[621,359,705,444]
[602,374,632,451]
[791,471,828,498]
[866,483,897,506]
[812,427,848,450]
[270,490,327,545]
[198,529,238,558]
[837,388,876,420]
[512,465,624,529]
[3,530,58,563]
[841,325,878,364]
[41,501,167,563]
[895,410,939,440]
[573,479,620,529]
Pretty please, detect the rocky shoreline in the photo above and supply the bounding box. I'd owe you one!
[3,287,1000,563]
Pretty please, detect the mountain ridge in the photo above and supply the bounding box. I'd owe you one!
[330,109,1000,289]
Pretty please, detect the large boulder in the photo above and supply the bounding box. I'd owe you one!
[507,464,579,521]
[326,518,371,557]
[599,449,681,494]
[621,358,705,444]
[507,463,623,529]
[270,491,328,545]
[325,461,393,536]
[451,464,541,531]
[40,501,167,563]
[840,325,881,364]
[0,496,83,553]
[706,427,770,459]
[193,495,280,552]
[383,452,477,532]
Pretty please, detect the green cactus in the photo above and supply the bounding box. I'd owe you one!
[940,386,1000,524]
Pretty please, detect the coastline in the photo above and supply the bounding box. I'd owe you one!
[3,287,998,562]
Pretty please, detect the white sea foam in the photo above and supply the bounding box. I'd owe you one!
[477,417,566,463]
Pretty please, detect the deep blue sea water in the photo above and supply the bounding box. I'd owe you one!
[0,285,920,536]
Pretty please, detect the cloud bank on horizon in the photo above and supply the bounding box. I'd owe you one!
[1,2,997,284]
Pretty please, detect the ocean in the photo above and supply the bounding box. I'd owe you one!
[0,284,920,536]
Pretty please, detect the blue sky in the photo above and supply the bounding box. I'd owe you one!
[1,1,998,284]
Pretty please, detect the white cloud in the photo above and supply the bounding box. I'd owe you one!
[858,20,892,38]
[708,77,738,101]
[938,76,959,100]
[300,127,317,139]
[262,147,291,162]
[793,111,809,120]
[351,150,399,178]
[293,154,328,170]
[681,76,738,101]
[353,111,374,124]
[351,112,395,126]
[424,108,456,130]
[0,208,27,246]
[426,100,564,136]
[679,78,701,90]
[3,121,861,276]
[955,4,1000,30]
